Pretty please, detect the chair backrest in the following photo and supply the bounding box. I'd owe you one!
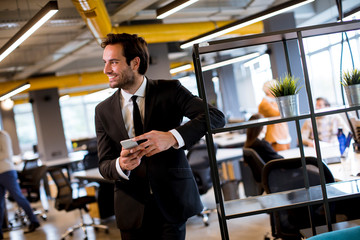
[48,168,73,211]
[262,156,335,194]
[187,143,217,195]
[18,165,48,202]
[22,158,40,170]
[83,152,99,170]
[262,156,335,239]
[242,148,266,183]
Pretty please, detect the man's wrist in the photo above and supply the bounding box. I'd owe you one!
[116,157,130,180]
[169,129,184,148]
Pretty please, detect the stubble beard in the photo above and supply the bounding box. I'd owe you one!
[109,71,135,90]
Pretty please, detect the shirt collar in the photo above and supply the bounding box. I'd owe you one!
[121,77,147,102]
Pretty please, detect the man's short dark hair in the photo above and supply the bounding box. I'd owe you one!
[101,33,149,75]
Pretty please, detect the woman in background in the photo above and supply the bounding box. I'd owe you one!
[244,113,283,162]
[258,80,291,151]
[0,130,40,239]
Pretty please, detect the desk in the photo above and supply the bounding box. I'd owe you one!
[216,148,243,163]
[72,168,109,183]
[279,146,360,181]
[72,168,114,219]
[213,132,246,148]
[45,151,87,168]
[45,151,88,178]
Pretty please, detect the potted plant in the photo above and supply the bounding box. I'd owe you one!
[269,73,302,117]
[342,68,360,107]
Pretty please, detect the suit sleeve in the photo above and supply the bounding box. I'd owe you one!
[172,80,225,149]
[95,103,124,181]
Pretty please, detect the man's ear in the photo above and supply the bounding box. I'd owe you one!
[131,57,140,70]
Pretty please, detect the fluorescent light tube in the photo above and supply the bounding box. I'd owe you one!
[170,64,192,74]
[202,53,260,71]
[157,0,199,19]
[0,1,58,62]
[0,83,31,101]
[180,0,314,49]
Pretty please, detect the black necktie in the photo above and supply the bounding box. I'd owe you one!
[131,95,147,181]
[131,95,143,136]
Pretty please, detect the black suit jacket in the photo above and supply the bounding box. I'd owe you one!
[95,79,225,230]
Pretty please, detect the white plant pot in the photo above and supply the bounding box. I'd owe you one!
[275,94,300,118]
[344,84,360,107]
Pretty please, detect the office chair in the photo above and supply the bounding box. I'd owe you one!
[13,165,48,225]
[241,148,266,197]
[82,146,99,171]
[22,157,40,170]
[262,156,336,240]
[48,167,109,240]
[187,143,217,226]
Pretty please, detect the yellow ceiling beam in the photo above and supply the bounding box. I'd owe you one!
[0,71,108,97]
[72,0,112,43]
[114,21,263,43]
[72,0,263,43]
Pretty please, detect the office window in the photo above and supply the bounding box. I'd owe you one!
[174,75,198,96]
[60,97,91,140]
[12,89,116,154]
[304,29,360,106]
[60,89,116,142]
[13,103,37,153]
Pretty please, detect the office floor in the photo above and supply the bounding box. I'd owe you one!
[3,183,272,240]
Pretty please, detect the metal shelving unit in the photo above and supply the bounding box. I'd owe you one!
[192,20,360,240]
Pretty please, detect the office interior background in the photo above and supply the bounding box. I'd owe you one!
[0,0,359,155]
[1,1,360,240]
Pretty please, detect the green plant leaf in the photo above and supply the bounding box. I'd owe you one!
[269,73,302,97]
[342,68,360,86]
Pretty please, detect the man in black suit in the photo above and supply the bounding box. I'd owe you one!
[95,33,225,240]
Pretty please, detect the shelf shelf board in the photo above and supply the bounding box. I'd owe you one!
[314,105,360,117]
[211,114,311,134]
[223,180,360,220]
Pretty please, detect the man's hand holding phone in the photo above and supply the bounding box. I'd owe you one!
[119,139,145,171]
[120,139,139,149]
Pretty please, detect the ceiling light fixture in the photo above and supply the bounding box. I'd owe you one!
[1,98,15,111]
[170,64,192,74]
[180,0,314,49]
[0,1,58,62]
[0,83,31,101]
[202,52,260,72]
[157,0,199,19]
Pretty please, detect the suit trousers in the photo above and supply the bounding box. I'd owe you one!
[120,194,186,240]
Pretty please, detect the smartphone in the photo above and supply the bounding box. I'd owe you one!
[120,139,138,149]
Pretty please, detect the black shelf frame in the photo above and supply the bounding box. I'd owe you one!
[192,19,360,240]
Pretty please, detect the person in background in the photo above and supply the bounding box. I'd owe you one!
[244,113,283,162]
[258,80,291,151]
[0,130,40,239]
[95,33,225,240]
[301,97,350,147]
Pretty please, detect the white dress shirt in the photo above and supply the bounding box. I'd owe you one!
[116,77,184,180]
